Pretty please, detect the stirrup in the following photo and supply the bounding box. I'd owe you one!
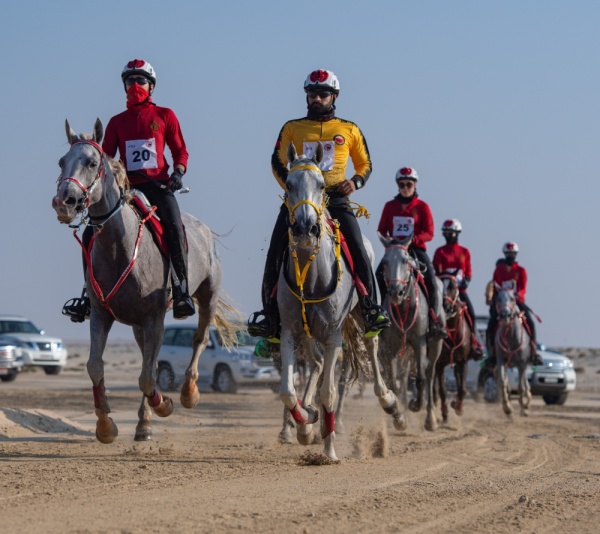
[247,311,280,342]
[363,306,390,338]
[173,294,195,320]
[531,349,544,367]
[62,290,90,323]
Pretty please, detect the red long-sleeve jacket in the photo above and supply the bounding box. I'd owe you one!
[102,101,189,186]
[493,262,527,302]
[377,195,434,251]
[433,243,473,287]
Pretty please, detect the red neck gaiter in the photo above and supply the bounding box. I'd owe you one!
[126,84,153,109]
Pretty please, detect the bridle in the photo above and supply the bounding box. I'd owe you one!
[439,273,461,319]
[283,163,342,338]
[56,140,106,214]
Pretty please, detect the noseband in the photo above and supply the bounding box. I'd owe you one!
[384,245,414,298]
[56,140,106,212]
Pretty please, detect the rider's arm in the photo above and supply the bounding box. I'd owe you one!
[164,109,189,174]
[432,247,443,275]
[464,247,473,280]
[271,123,292,189]
[348,124,372,185]
[376,201,393,237]
[517,267,527,302]
[101,117,119,159]
[413,202,434,248]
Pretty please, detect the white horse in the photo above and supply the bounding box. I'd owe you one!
[277,143,396,461]
[494,284,532,417]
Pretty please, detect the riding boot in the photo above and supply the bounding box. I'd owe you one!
[428,310,447,341]
[530,341,544,366]
[359,295,391,338]
[170,248,195,320]
[62,286,90,323]
[248,288,281,342]
[470,333,485,361]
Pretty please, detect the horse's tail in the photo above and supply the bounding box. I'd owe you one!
[211,289,246,351]
[341,311,371,384]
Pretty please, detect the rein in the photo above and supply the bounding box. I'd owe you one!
[384,245,420,355]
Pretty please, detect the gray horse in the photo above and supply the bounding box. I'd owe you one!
[494,284,532,417]
[52,119,239,443]
[277,143,396,461]
[377,235,444,432]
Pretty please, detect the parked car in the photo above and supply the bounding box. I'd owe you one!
[156,324,280,393]
[0,335,25,382]
[444,316,576,405]
[0,315,67,375]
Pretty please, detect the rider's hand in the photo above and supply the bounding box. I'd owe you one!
[459,278,470,290]
[169,170,184,192]
[336,179,356,196]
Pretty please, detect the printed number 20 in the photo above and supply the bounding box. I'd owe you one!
[132,149,151,163]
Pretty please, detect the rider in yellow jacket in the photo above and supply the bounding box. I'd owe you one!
[248,69,390,341]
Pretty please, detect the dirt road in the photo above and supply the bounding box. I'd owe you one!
[1,344,599,533]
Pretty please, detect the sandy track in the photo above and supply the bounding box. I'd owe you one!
[1,346,599,533]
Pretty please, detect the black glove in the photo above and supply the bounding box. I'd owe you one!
[459,278,470,290]
[169,170,184,192]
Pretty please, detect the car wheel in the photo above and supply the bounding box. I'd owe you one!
[157,362,176,392]
[543,392,568,405]
[481,373,498,403]
[43,366,62,376]
[0,371,18,382]
[213,365,237,394]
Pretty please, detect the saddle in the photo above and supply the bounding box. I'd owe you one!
[129,189,187,258]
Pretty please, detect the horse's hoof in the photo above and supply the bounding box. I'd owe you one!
[408,399,421,413]
[450,400,464,416]
[96,418,118,444]
[154,396,174,417]
[297,425,315,446]
[278,430,294,445]
[180,381,200,409]
[134,424,153,441]
[425,419,438,432]
[393,413,408,431]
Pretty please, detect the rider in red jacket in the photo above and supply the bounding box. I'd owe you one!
[376,167,446,340]
[62,59,195,322]
[486,242,543,366]
[432,219,484,359]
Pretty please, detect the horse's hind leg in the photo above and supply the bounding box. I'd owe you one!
[435,362,449,423]
[335,352,352,435]
[87,314,119,444]
[451,360,466,416]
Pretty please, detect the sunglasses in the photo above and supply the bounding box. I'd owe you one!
[307,90,333,99]
[397,181,415,188]
[125,76,150,86]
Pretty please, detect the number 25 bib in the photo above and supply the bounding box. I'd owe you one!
[392,216,415,238]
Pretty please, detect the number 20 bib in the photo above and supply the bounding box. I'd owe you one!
[125,138,158,171]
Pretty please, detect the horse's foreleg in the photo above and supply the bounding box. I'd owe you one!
[335,353,351,435]
[88,316,118,444]
[319,343,340,461]
[435,362,449,423]
[450,359,466,416]
[519,365,531,416]
[409,341,427,413]
[375,341,406,431]
[279,405,295,444]
[498,361,513,416]
[423,340,440,431]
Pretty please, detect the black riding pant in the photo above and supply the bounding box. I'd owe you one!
[261,193,377,310]
[131,182,188,283]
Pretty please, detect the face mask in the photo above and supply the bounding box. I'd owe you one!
[126,84,150,108]
[444,234,458,245]
[504,255,516,266]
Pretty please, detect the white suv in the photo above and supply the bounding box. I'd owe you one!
[157,324,280,393]
[0,315,68,375]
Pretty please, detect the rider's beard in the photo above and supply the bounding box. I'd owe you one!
[306,100,336,121]
[308,102,330,114]
[126,84,151,108]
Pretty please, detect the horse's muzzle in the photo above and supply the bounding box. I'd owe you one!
[52,195,77,223]
[291,220,320,239]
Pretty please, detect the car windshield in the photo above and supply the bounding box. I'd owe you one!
[0,320,40,334]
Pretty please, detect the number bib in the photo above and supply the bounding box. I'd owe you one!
[125,138,158,171]
[303,141,335,172]
[392,216,415,238]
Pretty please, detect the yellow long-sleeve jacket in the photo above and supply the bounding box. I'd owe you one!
[271,117,372,191]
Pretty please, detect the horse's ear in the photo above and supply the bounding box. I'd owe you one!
[378,231,393,248]
[65,119,78,145]
[287,142,298,165]
[313,141,324,164]
[93,118,104,144]
[400,234,413,248]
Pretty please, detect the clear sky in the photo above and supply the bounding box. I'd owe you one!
[1,1,598,347]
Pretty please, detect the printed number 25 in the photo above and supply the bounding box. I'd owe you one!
[395,223,410,233]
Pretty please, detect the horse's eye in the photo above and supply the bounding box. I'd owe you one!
[88,160,97,169]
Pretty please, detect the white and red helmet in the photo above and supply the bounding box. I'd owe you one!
[121,59,157,85]
[395,167,419,182]
[442,219,462,233]
[502,241,519,254]
[304,69,340,94]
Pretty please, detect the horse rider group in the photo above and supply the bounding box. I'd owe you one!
[61,59,541,366]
